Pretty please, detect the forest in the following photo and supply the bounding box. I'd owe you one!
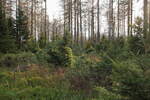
[0,0,150,100]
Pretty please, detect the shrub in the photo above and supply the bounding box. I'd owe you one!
[62,30,72,47]
[62,47,74,67]
[111,57,150,100]
[85,41,96,54]
[47,40,74,68]
[95,36,110,53]
[95,36,128,60]
[24,38,39,53]
[128,36,145,55]
[66,66,93,95]
[94,87,122,100]
[66,54,104,95]
[0,52,37,67]
[35,49,49,66]
[47,42,63,67]
[0,35,17,53]
[89,56,112,88]
[0,54,17,67]
[0,66,89,100]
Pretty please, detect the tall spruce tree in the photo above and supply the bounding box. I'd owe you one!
[16,6,29,49]
[0,1,16,53]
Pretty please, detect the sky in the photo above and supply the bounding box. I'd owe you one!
[47,0,62,21]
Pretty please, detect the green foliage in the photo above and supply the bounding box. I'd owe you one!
[47,40,64,66]
[130,17,150,54]
[24,38,39,53]
[127,36,145,55]
[0,9,150,100]
[47,40,74,68]
[96,36,129,60]
[62,47,75,67]
[67,62,93,92]
[0,36,149,100]
[94,87,122,100]
[38,35,47,49]
[35,49,49,66]
[67,53,111,94]
[85,42,96,54]
[132,17,143,36]
[63,30,72,47]
[111,56,150,100]
[0,67,89,100]
[0,35,17,53]
[72,44,86,56]
[95,35,110,53]
[0,3,16,53]
[0,52,37,67]
[16,7,30,47]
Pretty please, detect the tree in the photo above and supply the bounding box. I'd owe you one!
[143,0,148,38]
[16,1,29,48]
[127,0,133,36]
[108,0,114,40]
[80,0,83,45]
[91,0,95,42]
[0,0,16,53]
[97,0,100,42]
[117,0,120,38]
[44,0,47,44]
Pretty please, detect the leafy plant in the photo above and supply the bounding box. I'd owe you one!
[94,87,122,100]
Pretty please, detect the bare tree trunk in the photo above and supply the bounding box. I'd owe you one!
[77,0,79,44]
[16,0,19,46]
[70,0,73,39]
[64,0,66,35]
[74,0,77,42]
[31,0,34,36]
[97,0,100,42]
[35,0,37,41]
[117,0,120,38]
[127,0,132,36]
[88,9,91,41]
[45,0,47,44]
[144,0,148,38]
[80,0,83,45]
[149,1,150,34]
[91,0,94,42]
[123,4,126,36]
[68,0,71,33]
[108,0,114,40]
[130,0,133,36]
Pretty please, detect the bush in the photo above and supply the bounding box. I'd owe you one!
[111,56,150,100]
[62,47,75,67]
[66,54,109,95]
[94,87,122,100]
[35,49,49,66]
[24,38,39,53]
[66,66,94,96]
[95,36,129,60]
[0,66,89,100]
[47,40,74,68]
[95,36,110,53]
[0,35,17,53]
[47,41,64,67]
[0,52,37,67]
[128,36,145,55]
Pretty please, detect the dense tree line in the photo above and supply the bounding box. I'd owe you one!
[1,0,150,52]
[60,0,150,49]
[0,0,50,53]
